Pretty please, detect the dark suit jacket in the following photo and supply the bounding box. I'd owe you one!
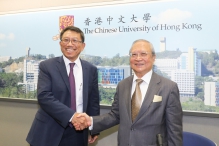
[26,56,100,146]
[92,72,182,146]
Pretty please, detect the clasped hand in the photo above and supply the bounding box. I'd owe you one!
[72,113,91,131]
[72,113,98,143]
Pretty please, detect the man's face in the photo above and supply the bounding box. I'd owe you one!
[59,30,85,62]
[130,41,155,78]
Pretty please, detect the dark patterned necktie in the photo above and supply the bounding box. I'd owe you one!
[69,63,76,111]
[131,79,143,122]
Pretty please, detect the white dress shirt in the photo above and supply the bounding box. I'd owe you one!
[131,69,153,106]
[63,55,83,113]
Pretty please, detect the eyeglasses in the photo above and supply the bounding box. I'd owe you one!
[61,38,83,45]
[129,52,151,58]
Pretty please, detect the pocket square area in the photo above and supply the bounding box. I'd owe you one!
[153,95,162,102]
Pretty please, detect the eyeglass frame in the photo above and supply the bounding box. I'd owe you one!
[61,38,83,45]
[129,51,153,58]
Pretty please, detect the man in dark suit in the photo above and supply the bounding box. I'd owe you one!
[26,26,100,146]
[76,39,183,146]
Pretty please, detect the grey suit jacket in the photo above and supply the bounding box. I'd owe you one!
[26,56,100,146]
[92,72,182,146]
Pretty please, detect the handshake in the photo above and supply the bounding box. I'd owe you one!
[71,113,98,143]
[71,113,92,130]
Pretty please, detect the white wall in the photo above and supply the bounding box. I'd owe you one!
[0,0,115,13]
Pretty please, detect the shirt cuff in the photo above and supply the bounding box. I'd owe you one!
[89,117,93,130]
[69,113,75,122]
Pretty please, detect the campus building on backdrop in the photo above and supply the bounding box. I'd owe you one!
[155,38,201,97]
[18,48,44,92]
[97,66,130,88]
[204,82,219,107]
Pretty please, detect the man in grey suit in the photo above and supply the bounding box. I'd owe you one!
[76,39,183,146]
[26,26,100,146]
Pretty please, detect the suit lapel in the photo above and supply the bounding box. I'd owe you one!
[81,59,88,112]
[125,76,134,122]
[133,72,161,124]
[56,56,70,93]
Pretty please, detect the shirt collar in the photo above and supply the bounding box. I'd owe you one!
[62,55,81,68]
[133,69,153,84]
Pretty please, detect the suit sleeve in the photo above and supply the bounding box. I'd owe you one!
[91,83,120,134]
[37,61,74,128]
[166,83,183,146]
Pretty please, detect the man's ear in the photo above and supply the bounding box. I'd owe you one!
[82,43,86,51]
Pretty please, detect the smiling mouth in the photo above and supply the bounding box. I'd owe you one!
[135,63,144,66]
[66,48,76,53]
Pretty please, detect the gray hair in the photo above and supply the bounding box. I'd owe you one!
[129,39,156,56]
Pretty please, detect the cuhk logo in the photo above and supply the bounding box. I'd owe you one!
[53,15,74,41]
